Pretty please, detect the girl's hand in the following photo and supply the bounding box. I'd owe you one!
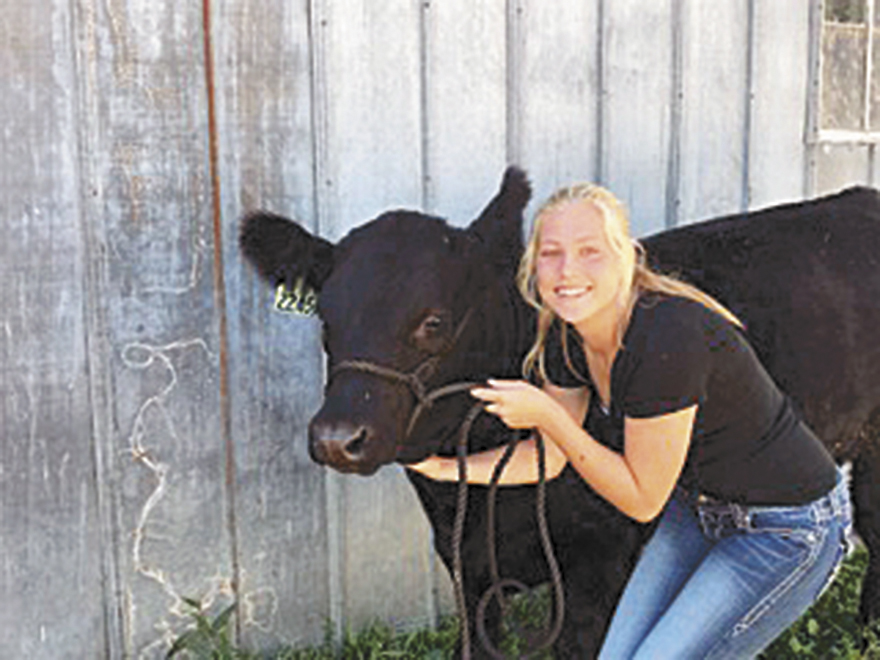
[406,380,585,485]
[470,379,557,430]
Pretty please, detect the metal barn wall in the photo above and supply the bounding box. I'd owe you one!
[0,0,860,657]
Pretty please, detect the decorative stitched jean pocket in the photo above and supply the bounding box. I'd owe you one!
[745,526,820,564]
[731,525,827,636]
[744,506,825,562]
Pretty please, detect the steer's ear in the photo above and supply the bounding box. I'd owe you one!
[467,166,531,274]
[239,211,335,292]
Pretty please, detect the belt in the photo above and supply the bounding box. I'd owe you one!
[678,474,851,525]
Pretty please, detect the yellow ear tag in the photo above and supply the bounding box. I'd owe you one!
[274,277,318,316]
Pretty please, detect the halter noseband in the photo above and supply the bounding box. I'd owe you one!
[327,307,478,438]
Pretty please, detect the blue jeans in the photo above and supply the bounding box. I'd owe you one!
[598,472,853,659]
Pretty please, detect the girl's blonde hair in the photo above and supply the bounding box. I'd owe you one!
[517,183,741,384]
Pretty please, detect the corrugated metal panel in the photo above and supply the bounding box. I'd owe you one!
[677,0,751,223]
[423,0,508,221]
[601,1,677,235]
[0,0,870,656]
[0,1,106,658]
[316,0,424,237]
[75,1,235,657]
[519,0,602,220]
[213,0,334,650]
[749,0,814,207]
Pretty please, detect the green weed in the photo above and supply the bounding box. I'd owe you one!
[760,546,880,659]
[275,617,459,660]
[166,598,248,660]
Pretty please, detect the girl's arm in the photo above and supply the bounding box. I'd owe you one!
[406,383,588,485]
[406,435,568,484]
[540,399,696,522]
[463,380,696,522]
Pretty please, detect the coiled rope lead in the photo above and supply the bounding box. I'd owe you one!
[453,407,565,660]
[452,403,484,660]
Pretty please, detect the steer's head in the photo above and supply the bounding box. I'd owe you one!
[240,167,531,474]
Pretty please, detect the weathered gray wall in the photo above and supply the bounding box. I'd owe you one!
[0,0,868,657]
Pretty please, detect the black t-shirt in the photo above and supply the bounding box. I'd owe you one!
[544,294,837,505]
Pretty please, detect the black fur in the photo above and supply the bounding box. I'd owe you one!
[239,210,334,292]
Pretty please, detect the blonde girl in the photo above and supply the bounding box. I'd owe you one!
[411,182,850,658]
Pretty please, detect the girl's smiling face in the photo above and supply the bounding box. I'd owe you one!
[535,199,626,335]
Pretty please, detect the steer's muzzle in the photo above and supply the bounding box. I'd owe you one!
[309,419,383,475]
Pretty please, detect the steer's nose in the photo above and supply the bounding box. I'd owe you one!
[309,420,375,472]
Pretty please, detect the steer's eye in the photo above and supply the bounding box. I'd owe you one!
[412,310,451,353]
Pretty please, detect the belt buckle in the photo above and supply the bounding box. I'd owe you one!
[697,496,750,536]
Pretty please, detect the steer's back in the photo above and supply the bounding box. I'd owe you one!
[642,186,880,450]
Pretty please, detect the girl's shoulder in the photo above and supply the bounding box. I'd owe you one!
[634,291,711,316]
[626,293,731,355]
[630,292,714,332]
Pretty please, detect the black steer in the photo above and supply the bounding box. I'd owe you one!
[240,168,880,658]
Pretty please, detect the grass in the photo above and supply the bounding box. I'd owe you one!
[168,547,879,659]
[166,611,460,660]
[759,546,880,659]
[277,618,460,660]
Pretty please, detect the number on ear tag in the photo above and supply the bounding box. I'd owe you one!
[274,277,318,316]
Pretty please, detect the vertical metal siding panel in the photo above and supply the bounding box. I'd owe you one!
[213,0,332,650]
[804,0,824,197]
[78,0,234,655]
[306,0,346,642]
[0,2,106,657]
[422,0,507,222]
[749,0,812,207]
[601,1,676,236]
[519,0,602,215]
[318,1,424,238]
[507,0,526,167]
[420,0,508,620]
[342,463,440,633]
[677,0,750,224]
[318,0,437,632]
[73,0,129,655]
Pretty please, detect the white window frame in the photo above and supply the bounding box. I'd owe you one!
[810,0,880,145]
